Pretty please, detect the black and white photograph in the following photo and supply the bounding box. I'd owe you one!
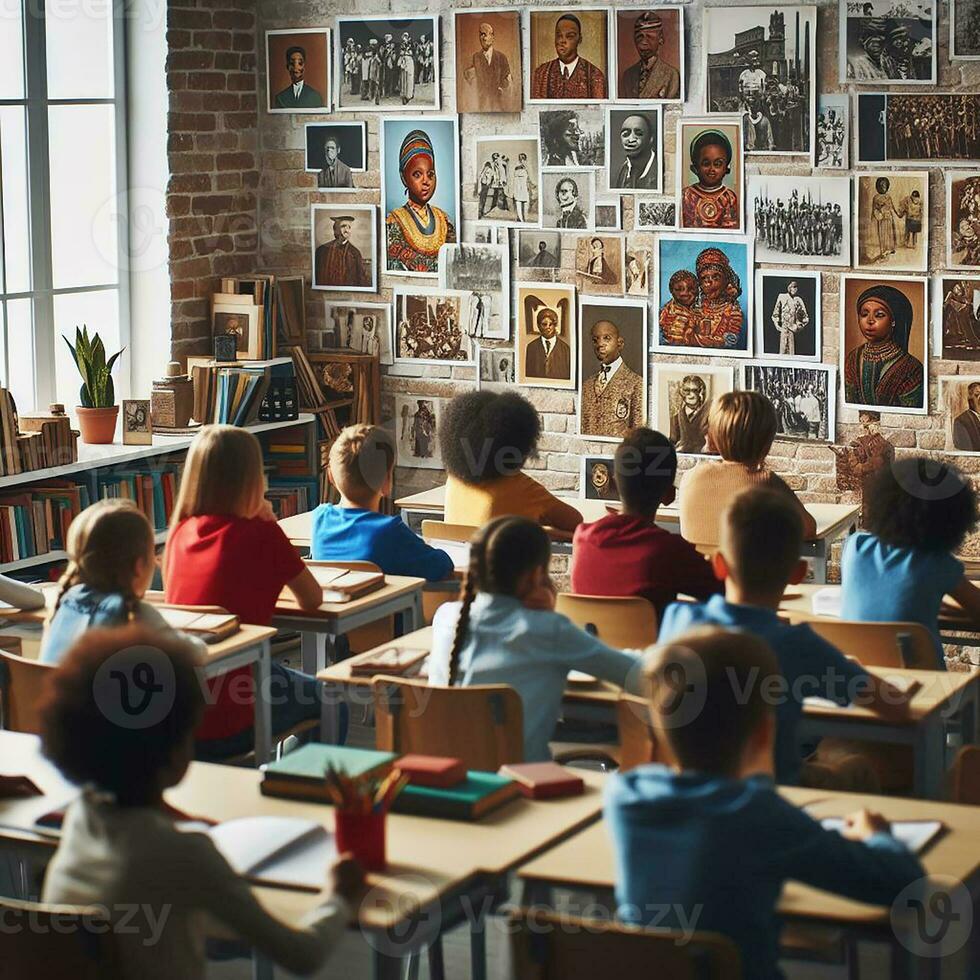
[749,174,850,267]
[605,107,662,193]
[755,270,821,362]
[122,400,152,446]
[580,455,619,501]
[703,5,816,156]
[439,242,510,341]
[840,0,937,84]
[474,136,541,226]
[936,275,980,361]
[940,375,980,453]
[267,29,330,113]
[540,170,595,231]
[634,197,676,230]
[517,230,562,270]
[952,0,980,59]
[594,197,622,230]
[741,361,836,442]
[393,288,475,366]
[394,393,443,469]
[947,172,980,270]
[311,204,378,293]
[335,16,439,111]
[477,345,517,389]
[575,235,624,297]
[623,242,651,297]
[324,301,393,365]
[540,108,605,169]
[468,224,499,245]
[855,171,928,273]
[304,123,366,189]
[816,95,848,169]
[856,93,980,164]
[653,363,735,456]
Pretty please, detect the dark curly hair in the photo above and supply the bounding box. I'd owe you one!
[440,390,541,483]
[865,457,978,553]
[39,625,205,806]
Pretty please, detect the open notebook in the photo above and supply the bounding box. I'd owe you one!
[821,817,943,854]
[156,608,240,643]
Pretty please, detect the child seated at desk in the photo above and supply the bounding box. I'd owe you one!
[40,624,363,980]
[571,427,721,618]
[659,487,914,787]
[441,390,582,533]
[605,628,925,980]
[679,391,816,546]
[311,423,453,580]
[428,515,641,761]
[842,457,980,669]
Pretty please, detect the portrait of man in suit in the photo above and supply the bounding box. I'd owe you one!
[317,134,354,189]
[554,176,587,230]
[618,10,680,100]
[274,45,325,109]
[953,381,980,452]
[524,306,572,381]
[669,374,709,454]
[462,21,514,112]
[580,319,644,439]
[530,12,607,100]
[610,111,659,191]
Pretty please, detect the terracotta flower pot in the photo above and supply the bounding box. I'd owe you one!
[76,406,119,445]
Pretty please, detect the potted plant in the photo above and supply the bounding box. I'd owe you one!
[63,325,125,444]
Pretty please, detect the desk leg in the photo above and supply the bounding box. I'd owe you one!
[470,910,487,980]
[913,716,946,800]
[301,630,320,675]
[253,639,273,765]
[252,952,274,980]
[397,593,423,637]
[427,936,446,980]
[321,681,345,745]
[811,542,828,585]
[373,948,405,980]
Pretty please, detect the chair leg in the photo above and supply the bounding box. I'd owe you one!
[471,912,487,980]
[427,936,446,980]
[406,951,420,980]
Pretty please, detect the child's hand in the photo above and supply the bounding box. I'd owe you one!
[840,809,890,841]
[330,854,366,907]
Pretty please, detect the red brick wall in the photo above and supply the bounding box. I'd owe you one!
[166,0,261,362]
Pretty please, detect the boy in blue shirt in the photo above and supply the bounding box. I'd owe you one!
[659,486,917,784]
[605,628,925,980]
[311,424,454,581]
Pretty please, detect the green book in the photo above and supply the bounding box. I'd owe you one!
[392,771,520,821]
[259,745,395,803]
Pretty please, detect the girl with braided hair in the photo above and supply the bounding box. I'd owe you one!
[428,516,642,761]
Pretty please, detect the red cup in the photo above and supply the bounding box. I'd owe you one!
[335,809,387,872]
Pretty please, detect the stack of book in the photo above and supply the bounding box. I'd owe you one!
[96,465,181,532]
[213,274,306,363]
[189,358,297,426]
[0,393,79,477]
[215,367,271,426]
[0,480,90,563]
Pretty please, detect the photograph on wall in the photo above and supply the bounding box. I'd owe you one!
[324,301,392,366]
[516,283,577,389]
[840,273,928,414]
[468,224,499,245]
[581,455,619,501]
[936,275,980,361]
[394,394,443,469]
[816,94,849,169]
[454,10,522,113]
[575,235,624,297]
[755,270,821,362]
[634,197,676,230]
[606,107,662,193]
[749,174,850,267]
[653,363,735,456]
[840,0,936,84]
[477,345,516,389]
[335,16,439,111]
[393,288,474,366]
[381,117,459,278]
[267,29,330,113]
[947,172,980,269]
[855,171,928,273]
[540,170,595,231]
[654,233,753,357]
[623,242,651,297]
[676,117,743,233]
[311,204,377,293]
[856,93,980,163]
[439,242,510,341]
[305,123,366,189]
[614,7,683,102]
[475,135,541,227]
[595,197,621,230]
[940,375,980,454]
[578,296,647,441]
[527,8,610,103]
[952,0,980,59]
[742,361,836,442]
[703,6,815,155]
[517,230,562,270]
[540,107,605,169]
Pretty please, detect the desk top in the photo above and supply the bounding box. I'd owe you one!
[274,574,424,620]
[317,627,434,687]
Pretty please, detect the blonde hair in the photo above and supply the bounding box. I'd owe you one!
[707,391,777,465]
[53,499,156,620]
[329,424,395,504]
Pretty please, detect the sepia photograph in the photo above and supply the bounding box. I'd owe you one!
[703,5,816,155]
[857,93,980,164]
[614,7,684,102]
[527,7,610,102]
[623,242,651,297]
[324,301,392,365]
[122,400,152,446]
[840,0,936,84]
[676,116,743,233]
[947,172,980,269]
[742,361,836,442]
[540,170,595,231]
[310,203,378,293]
[454,10,522,113]
[594,197,622,230]
[581,455,619,501]
[474,135,541,226]
[855,171,928,273]
[953,0,980,59]
[755,270,821,362]
[516,283,577,389]
[540,107,605,169]
[439,242,510,341]
[936,275,980,361]
[606,107,662,193]
[394,394,444,469]
[335,16,439,111]
[816,94,849,169]
[575,235,624,296]
[393,288,474,366]
[304,123,366,189]
[517,230,562,269]
[653,363,735,456]
[468,224,499,245]
[267,29,330,113]
[634,197,677,230]
[940,375,980,454]
[477,345,516,389]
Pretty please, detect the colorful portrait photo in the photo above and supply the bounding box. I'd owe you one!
[676,117,743,233]
[948,172,980,270]
[606,107,662,194]
[475,135,541,227]
[755,270,821,362]
[941,375,980,454]
[614,7,684,102]
[653,363,734,457]
[310,204,377,293]
[516,283,577,389]
[266,29,330,113]
[936,275,980,361]
[855,171,928,273]
[454,10,522,113]
[527,7,610,103]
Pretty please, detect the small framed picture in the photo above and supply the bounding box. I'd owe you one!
[594,197,622,230]
[304,122,367,189]
[741,361,837,443]
[634,196,676,231]
[266,29,331,113]
[580,454,618,501]
[122,400,152,446]
[653,362,735,457]
[754,270,822,363]
[213,334,238,362]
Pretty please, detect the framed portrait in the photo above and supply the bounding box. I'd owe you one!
[623,239,651,297]
[575,234,624,297]
[816,95,849,170]
[476,344,517,390]
[526,7,611,104]
[540,170,595,231]
[854,171,928,273]
[940,375,980,454]
[334,16,440,112]
[310,203,378,293]
[754,270,821,362]
[474,135,541,227]
[594,197,622,230]
[122,400,152,446]
[211,294,261,360]
[266,29,330,113]
[380,116,460,279]
[613,7,684,102]
[438,242,510,342]
[840,0,936,85]
[947,172,980,270]
[580,455,618,502]
[578,296,648,441]
[605,106,662,194]
[323,301,393,365]
[394,393,444,469]
[540,107,605,171]
[517,230,562,271]
[454,10,522,113]
[634,197,676,230]
[653,233,754,358]
[952,0,980,59]
[516,283,577,389]
[703,6,816,156]
[392,288,475,366]
[676,116,743,233]
[748,174,850,267]
[304,123,366,190]
[741,361,837,443]
[839,273,928,415]
[934,275,980,361]
[652,362,735,457]
[468,224,499,245]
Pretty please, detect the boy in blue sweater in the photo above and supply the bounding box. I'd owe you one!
[605,628,925,980]
[311,424,454,580]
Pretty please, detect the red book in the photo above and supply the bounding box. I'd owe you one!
[397,755,467,789]
[499,762,585,800]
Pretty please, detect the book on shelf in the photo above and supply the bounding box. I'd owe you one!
[189,358,297,426]
[0,481,89,564]
[265,480,316,518]
[97,466,180,532]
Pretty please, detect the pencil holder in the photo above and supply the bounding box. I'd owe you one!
[335,809,387,872]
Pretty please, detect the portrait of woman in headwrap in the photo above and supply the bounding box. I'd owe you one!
[691,246,744,349]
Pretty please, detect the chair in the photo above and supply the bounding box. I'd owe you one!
[420,520,479,544]
[372,675,523,770]
[951,745,980,804]
[509,908,741,980]
[555,594,657,649]
[616,694,656,771]
[0,647,54,734]
[782,617,937,669]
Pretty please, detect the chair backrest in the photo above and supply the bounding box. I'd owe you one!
[420,520,479,544]
[510,908,741,980]
[616,694,656,772]
[555,594,657,649]
[0,647,54,734]
[952,745,980,805]
[372,675,524,770]
[785,617,937,669]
